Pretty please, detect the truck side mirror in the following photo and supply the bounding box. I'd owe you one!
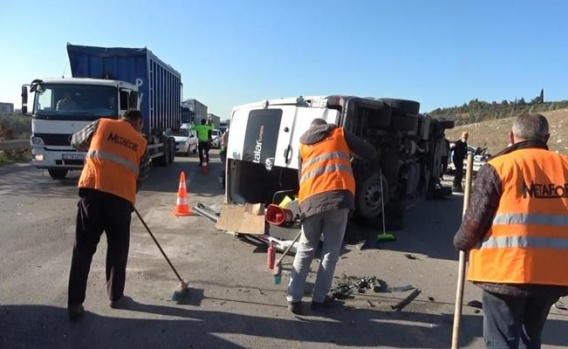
[21,85,28,115]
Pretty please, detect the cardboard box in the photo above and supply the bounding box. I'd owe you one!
[215,203,266,235]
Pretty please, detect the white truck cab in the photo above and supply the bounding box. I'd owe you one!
[22,78,138,179]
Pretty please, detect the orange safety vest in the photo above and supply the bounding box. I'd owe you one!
[298,127,356,203]
[467,148,568,286]
[78,118,147,205]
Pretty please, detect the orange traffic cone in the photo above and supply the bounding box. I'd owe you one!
[201,153,209,174]
[173,171,192,216]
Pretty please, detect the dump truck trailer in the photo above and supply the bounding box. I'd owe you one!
[21,43,182,179]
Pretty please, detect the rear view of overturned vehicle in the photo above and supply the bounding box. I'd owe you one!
[223,95,455,234]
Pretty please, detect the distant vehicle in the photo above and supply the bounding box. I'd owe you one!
[209,128,222,148]
[170,124,198,156]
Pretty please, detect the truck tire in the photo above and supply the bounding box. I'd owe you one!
[168,138,175,165]
[380,98,420,115]
[48,169,68,179]
[355,171,388,219]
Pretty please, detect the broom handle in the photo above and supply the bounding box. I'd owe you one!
[451,152,474,349]
[276,230,303,266]
[134,207,185,284]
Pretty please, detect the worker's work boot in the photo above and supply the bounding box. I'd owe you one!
[287,301,302,315]
[67,304,84,322]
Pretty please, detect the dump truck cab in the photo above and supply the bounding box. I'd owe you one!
[21,78,139,179]
[225,95,454,232]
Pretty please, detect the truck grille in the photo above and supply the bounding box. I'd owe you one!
[35,133,73,146]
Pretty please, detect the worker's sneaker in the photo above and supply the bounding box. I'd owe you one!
[67,304,84,322]
[311,296,335,311]
[287,301,302,315]
[110,296,132,309]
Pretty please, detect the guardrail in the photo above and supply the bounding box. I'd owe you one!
[0,139,30,151]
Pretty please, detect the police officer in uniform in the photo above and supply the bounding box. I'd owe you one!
[67,109,150,321]
[453,113,568,347]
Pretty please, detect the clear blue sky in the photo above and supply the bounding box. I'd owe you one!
[1,0,567,119]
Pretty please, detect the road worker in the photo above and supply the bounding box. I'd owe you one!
[67,109,150,322]
[453,113,568,348]
[450,131,469,192]
[286,118,376,314]
[192,119,213,166]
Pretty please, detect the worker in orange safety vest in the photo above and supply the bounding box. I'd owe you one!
[453,113,568,348]
[67,109,150,322]
[286,118,376,314]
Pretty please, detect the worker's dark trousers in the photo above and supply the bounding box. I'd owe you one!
[482,290,559,349]
[68,189,132,305]
[453,159,464,188]
[440,156,448,178]
[198,141,210,165]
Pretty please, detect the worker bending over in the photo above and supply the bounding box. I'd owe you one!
[67,109,150,322]
[287,118,376,314]
[453,113,568,348]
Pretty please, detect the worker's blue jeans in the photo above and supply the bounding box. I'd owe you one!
[482,290,559,349]
[286,208,349,304]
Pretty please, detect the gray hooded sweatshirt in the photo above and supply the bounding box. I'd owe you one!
[298,124,377,220]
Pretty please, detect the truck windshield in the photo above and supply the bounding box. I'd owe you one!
[33,84,118,121]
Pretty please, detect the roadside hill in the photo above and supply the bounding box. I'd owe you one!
[443,108,568,156]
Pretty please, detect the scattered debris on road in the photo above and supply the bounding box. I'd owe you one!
[328,274,417,300]
[391,288,422,311]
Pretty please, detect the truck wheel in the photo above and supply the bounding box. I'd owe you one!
[48,169,68,179]
[380,98,420,115]
[168,139,175,164]
[355,172,388,219]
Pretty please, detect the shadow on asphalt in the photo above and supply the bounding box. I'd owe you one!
[348,194,465,262]
[1,303,567,348]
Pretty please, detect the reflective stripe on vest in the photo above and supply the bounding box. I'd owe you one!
[300,161,352,183]
[301,151,351,169]
[467,148,568,285]
[481,235,568,249]
[492,213,568,226]
[87,149,140,175]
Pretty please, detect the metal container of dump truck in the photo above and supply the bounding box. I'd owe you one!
[67,43,182,137]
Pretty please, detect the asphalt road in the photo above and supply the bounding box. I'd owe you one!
[1,152,567,349]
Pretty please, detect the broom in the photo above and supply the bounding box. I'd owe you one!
[133,207,190,302]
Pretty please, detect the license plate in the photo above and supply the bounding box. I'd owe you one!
[62,154,84,160]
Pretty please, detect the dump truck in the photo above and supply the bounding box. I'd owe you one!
[20,43,182,179]
[223,96,454,237]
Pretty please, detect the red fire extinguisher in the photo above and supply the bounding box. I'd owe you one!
[267,242,276,269]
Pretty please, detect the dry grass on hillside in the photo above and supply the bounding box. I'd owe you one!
[444,108,568,156]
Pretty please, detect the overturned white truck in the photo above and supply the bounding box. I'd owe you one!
[223,96,454,238]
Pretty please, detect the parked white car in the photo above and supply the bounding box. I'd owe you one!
[171,124,198,156]
[209,128,222,148]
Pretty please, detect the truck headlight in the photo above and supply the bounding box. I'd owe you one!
[31,137,44,145]
[34,154,44,161]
